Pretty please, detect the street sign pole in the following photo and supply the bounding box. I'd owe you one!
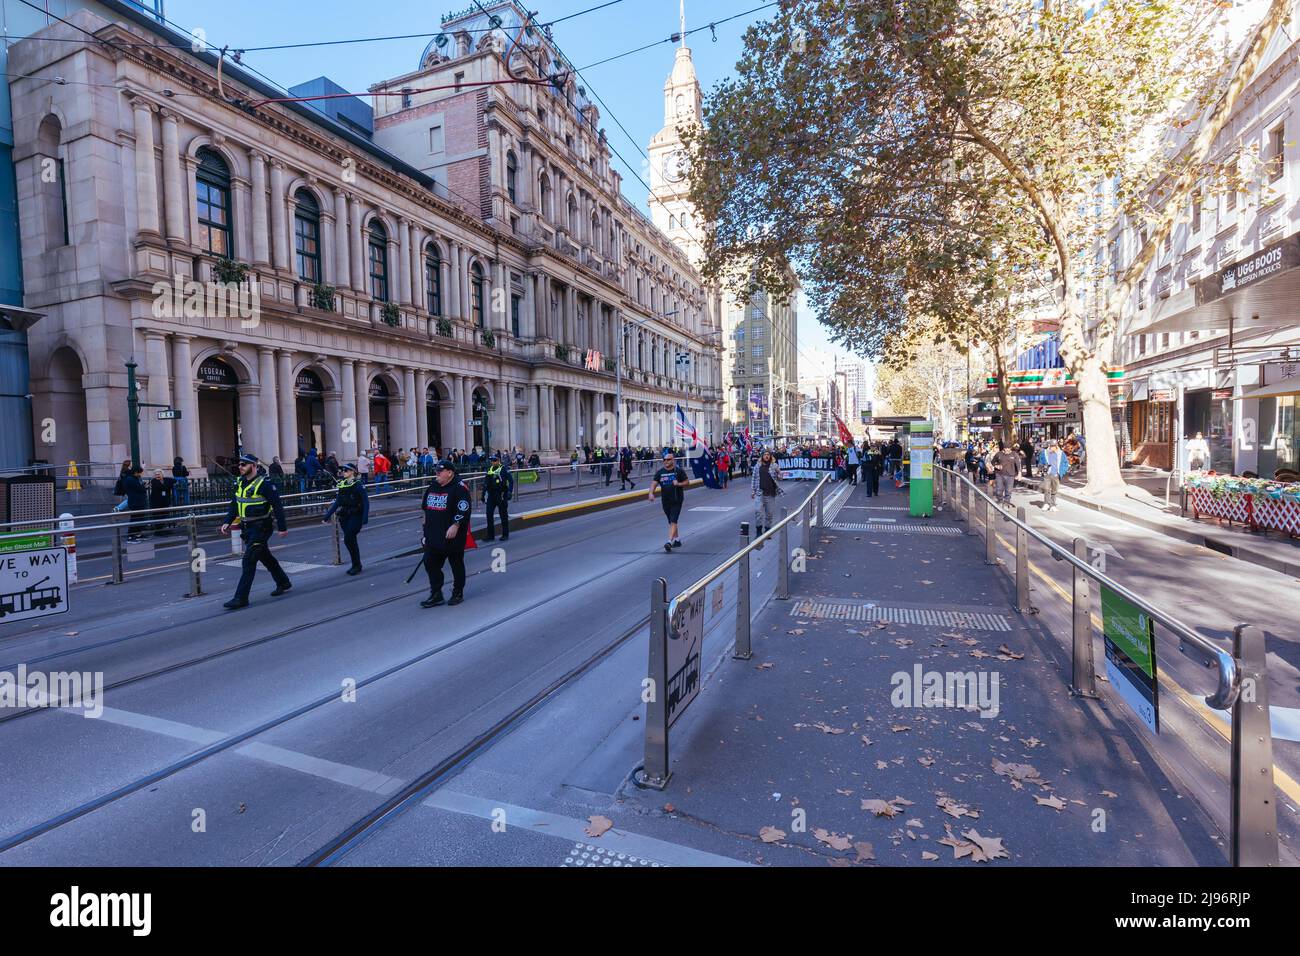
[126,359,141,471]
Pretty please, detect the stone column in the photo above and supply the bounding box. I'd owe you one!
[457,246,470,322]
[565,285,577,346]
[350,196,366,294]
[258,347,280,464]
[322,391,342,460]
[523,271,536,339]
[501,382,515,454]
[234,384,258,458]
[536,273,550,339]
[270,162,289,272]
[340,359,358,461]
[170,334,200,467]
[131,98,160,239]
[160,110,185,244]
[566,387,579,453]
[250,152,271,267]
[538,385,551,454]
[333,188,351,290]
[410,225,425,309]
[320,208,335,286]
[144,331,174,467]
[449,374,466,450]
[403,366,418,451]
[528,384,541,453]
[277,350,296,461]
[355,361,371,452]
[414,368,429,448]
[386,235,401,306]
[447,241,461,319]
[398,219,413,306]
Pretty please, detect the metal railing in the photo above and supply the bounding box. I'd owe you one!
[637,474,831,790]
[933,465,1277,867]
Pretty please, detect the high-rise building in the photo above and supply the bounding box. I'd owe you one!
[645,20,798,437]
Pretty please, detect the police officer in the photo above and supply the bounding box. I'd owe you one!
[481,452,513,541]
[862,442,882,497]
[322,462,369,575]
[220,454,291,609]
[420,459,472,607]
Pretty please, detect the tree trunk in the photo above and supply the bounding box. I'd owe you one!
[1075,353,1125,494]
[994,348,1013,446]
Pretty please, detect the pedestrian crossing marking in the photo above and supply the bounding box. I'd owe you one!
[829,522,962,536]
[218,560,327,574]
[790,600,1012,631]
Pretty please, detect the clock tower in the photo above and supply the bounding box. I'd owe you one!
[648,35,705,265]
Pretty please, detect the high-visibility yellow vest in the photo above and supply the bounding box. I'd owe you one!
[234,476,270,521]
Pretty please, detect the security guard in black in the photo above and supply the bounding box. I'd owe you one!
[420,459,472,607]
[221,454,291,609]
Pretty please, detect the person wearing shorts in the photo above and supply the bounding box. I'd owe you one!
[650,451,689,552]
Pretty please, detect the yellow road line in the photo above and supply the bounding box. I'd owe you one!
[989,527,1300,806]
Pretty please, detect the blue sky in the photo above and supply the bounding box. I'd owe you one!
[157,0,859,368]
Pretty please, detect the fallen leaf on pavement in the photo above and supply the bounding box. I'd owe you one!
[1035,795,1067,811]
[918,756,935,767]
[854,841,875,862]
[921,851,939,861]
[585,815,613,837]
[759,826,786,843]
[813,828,853,851]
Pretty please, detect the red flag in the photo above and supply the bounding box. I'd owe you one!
[834,413,853,446]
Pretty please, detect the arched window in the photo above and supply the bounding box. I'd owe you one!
[470,262,485,327]
[566,195,577,232]
[368,220,389,301]
[293,189,321,282]
[506,151,518,204]
[669,214,678,230]
[195,147,233,257]
[539,173,551,220]
[424,244,443,315]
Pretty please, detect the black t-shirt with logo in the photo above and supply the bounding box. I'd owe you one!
[654,466,689,506]
[421,478,472,551]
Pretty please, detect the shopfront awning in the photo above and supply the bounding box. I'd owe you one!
[1128,234,1300,337]
[1235,372,1300,400]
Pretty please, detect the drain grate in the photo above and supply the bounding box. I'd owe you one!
[790,600,1011,631]
[830,522,962,535]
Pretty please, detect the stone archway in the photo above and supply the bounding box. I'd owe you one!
[44,346,89,470]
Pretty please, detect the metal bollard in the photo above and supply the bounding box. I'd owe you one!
[332,518,342,566]
[640,576,671,790]
[1070,537,1099,698]
[186,515,202,597]
[984,498,997,565]
[1230,623,1278,867]
[801,497,812,555]
[109,525,125,585]
[1015,506,1032,613]
[548,467,554,495]
[734,523,752,660]
[777,506,790,600]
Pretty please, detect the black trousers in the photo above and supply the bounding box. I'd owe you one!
[846,463,859,484]
[484,495,509,538]
[234,524,291,601]
[424,546,466,594]
[865,470,880,496]
[340,514,364,569]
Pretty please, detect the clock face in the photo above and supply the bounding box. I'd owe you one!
[664,149,689,184]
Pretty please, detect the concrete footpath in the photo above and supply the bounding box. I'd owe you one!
[613,478,1226,866]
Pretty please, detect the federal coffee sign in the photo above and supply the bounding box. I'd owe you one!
[1201,234,1300,306]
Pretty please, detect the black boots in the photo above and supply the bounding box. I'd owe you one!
[421,592,445,608]
[448,591,464,606]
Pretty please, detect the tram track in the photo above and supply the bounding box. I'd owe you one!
[0,542,666,855]
[0,497,662,723]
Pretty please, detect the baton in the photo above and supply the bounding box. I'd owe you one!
[405,550,428,585]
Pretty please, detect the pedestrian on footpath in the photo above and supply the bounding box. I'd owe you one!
[993,441,1019,505]
[220,454,291,609]
[419,459,472,607]
[481,452,513,541]
[846,443,860,485]
[649,450,688,552]
[1042,440,1064,512]
[619,446,635,490]
[357,452,371,485]
[751,449,786,537]
[862,443,882,497]
[323,462,369,574]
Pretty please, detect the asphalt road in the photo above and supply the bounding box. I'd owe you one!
[0,475,770,865]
